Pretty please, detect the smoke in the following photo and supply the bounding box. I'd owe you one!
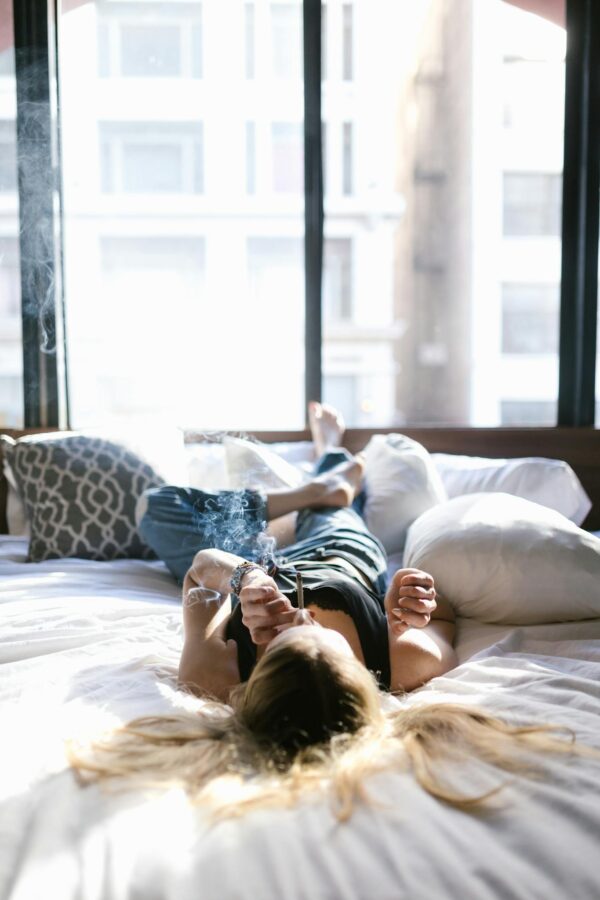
[14,53,64,358]
[184,431,278,577]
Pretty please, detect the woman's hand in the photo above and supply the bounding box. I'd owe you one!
[239,569,297,645]
[385,568,437,637]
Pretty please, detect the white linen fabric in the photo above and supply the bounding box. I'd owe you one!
[405,492,600,624]
[431,452,592,525]
[224,435,309,489]
[363,433,448,555]
[1,537,600,899]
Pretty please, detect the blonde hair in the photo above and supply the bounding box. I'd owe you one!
[69,633,591,820]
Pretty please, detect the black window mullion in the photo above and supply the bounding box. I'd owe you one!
[558,0,600,426]
[13,0,63,428]
[303,0,323,415]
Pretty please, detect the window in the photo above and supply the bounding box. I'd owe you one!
[59,0,304,429]
[502,283,559,354]
[501,400,556,426]
[0,122,18,193]
[503,172,562,236]
[245,3,255,79]
[324,239,353,322]
[0,9,23,427]
[323,374,357,424]
[342,122,353,195]
[68,237,206,427]
[342,4,353,80]
[246,122,256,194]
[97,3,203,79]
[271,122,303,193]
[16,1,589,431]
[99,123,204,194]
[270,3,302,80]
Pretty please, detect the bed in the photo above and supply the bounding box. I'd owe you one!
[2,426,600,899]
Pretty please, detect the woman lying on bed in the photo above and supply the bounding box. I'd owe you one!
[138,401,457,700]
[70,403,591,820]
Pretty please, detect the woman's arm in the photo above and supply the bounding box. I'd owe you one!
[385,568,458,694]
[178,549,246,701]
[178,549,296,699]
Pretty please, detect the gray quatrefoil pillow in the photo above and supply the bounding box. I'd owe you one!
[1,433,165,562]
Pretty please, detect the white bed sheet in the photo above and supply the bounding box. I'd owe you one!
[1,537,600,900]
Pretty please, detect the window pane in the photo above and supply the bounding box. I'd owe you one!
[245,3,255,79]
[323,0,564,426]
[271,122,303,193]
[270,3,302,80]
[121,25,181,77]
[97,4,202,79]
[60,0,304,430]
[324,239,353,322]
[342,4,353,80]
[501,283,559,353]
[0,13,23,427]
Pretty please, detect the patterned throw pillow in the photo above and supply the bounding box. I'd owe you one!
[1,433,165,562]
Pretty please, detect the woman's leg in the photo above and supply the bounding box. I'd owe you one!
[138,465,365,584]
[138,486,270,583]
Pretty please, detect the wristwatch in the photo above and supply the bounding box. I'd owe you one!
[229,561,266,596]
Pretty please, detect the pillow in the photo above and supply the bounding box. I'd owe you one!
[431,453,591,526]
[1,433,165,562]
[363,434,448,556]
[224,436,308,490]
[404,492,600,625]
[185,439,315,491]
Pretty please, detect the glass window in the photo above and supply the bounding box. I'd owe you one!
[503,172,562,236]
[99,122,203,194]
[0,10,23,427]
[321,3,327,80]
[323,0,565,427]
[500,399,556,425]
[324,374,357,424]
[342,122,353,195]
[0,121,18,192]
[270,3,302,80]
[502,283,559,354]
[60,0,304,430]
[271,122,303,193]
[324,239,353,322]
[246,122,256,194]
[342,4,353,80]
[120,25,181,77]
[97,3,202,79]
[245,3,255,79]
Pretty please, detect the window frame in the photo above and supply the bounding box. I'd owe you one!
[13,0,600,431]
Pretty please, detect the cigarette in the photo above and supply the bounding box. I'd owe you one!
[296,571,304,610]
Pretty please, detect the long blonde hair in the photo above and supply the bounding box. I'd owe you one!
[69,632,591,820]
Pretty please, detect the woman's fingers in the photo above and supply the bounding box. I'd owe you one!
[390,607,431,629]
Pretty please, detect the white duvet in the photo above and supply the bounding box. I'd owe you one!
[1,537,600,900]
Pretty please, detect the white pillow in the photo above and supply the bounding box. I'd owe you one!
[431,453,591,526]
[224,436,308,490]
[404,492,600,625]
[363,434,448,556]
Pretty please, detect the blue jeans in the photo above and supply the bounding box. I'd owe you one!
[138,449,388,598]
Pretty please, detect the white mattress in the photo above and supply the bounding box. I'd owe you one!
[2,537,600,900]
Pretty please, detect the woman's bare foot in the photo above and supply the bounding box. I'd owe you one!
[266,455,365,520]
[309,401,345,457]
[308,454,365,508]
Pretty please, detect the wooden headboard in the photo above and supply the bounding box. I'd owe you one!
[2,426,600,533]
